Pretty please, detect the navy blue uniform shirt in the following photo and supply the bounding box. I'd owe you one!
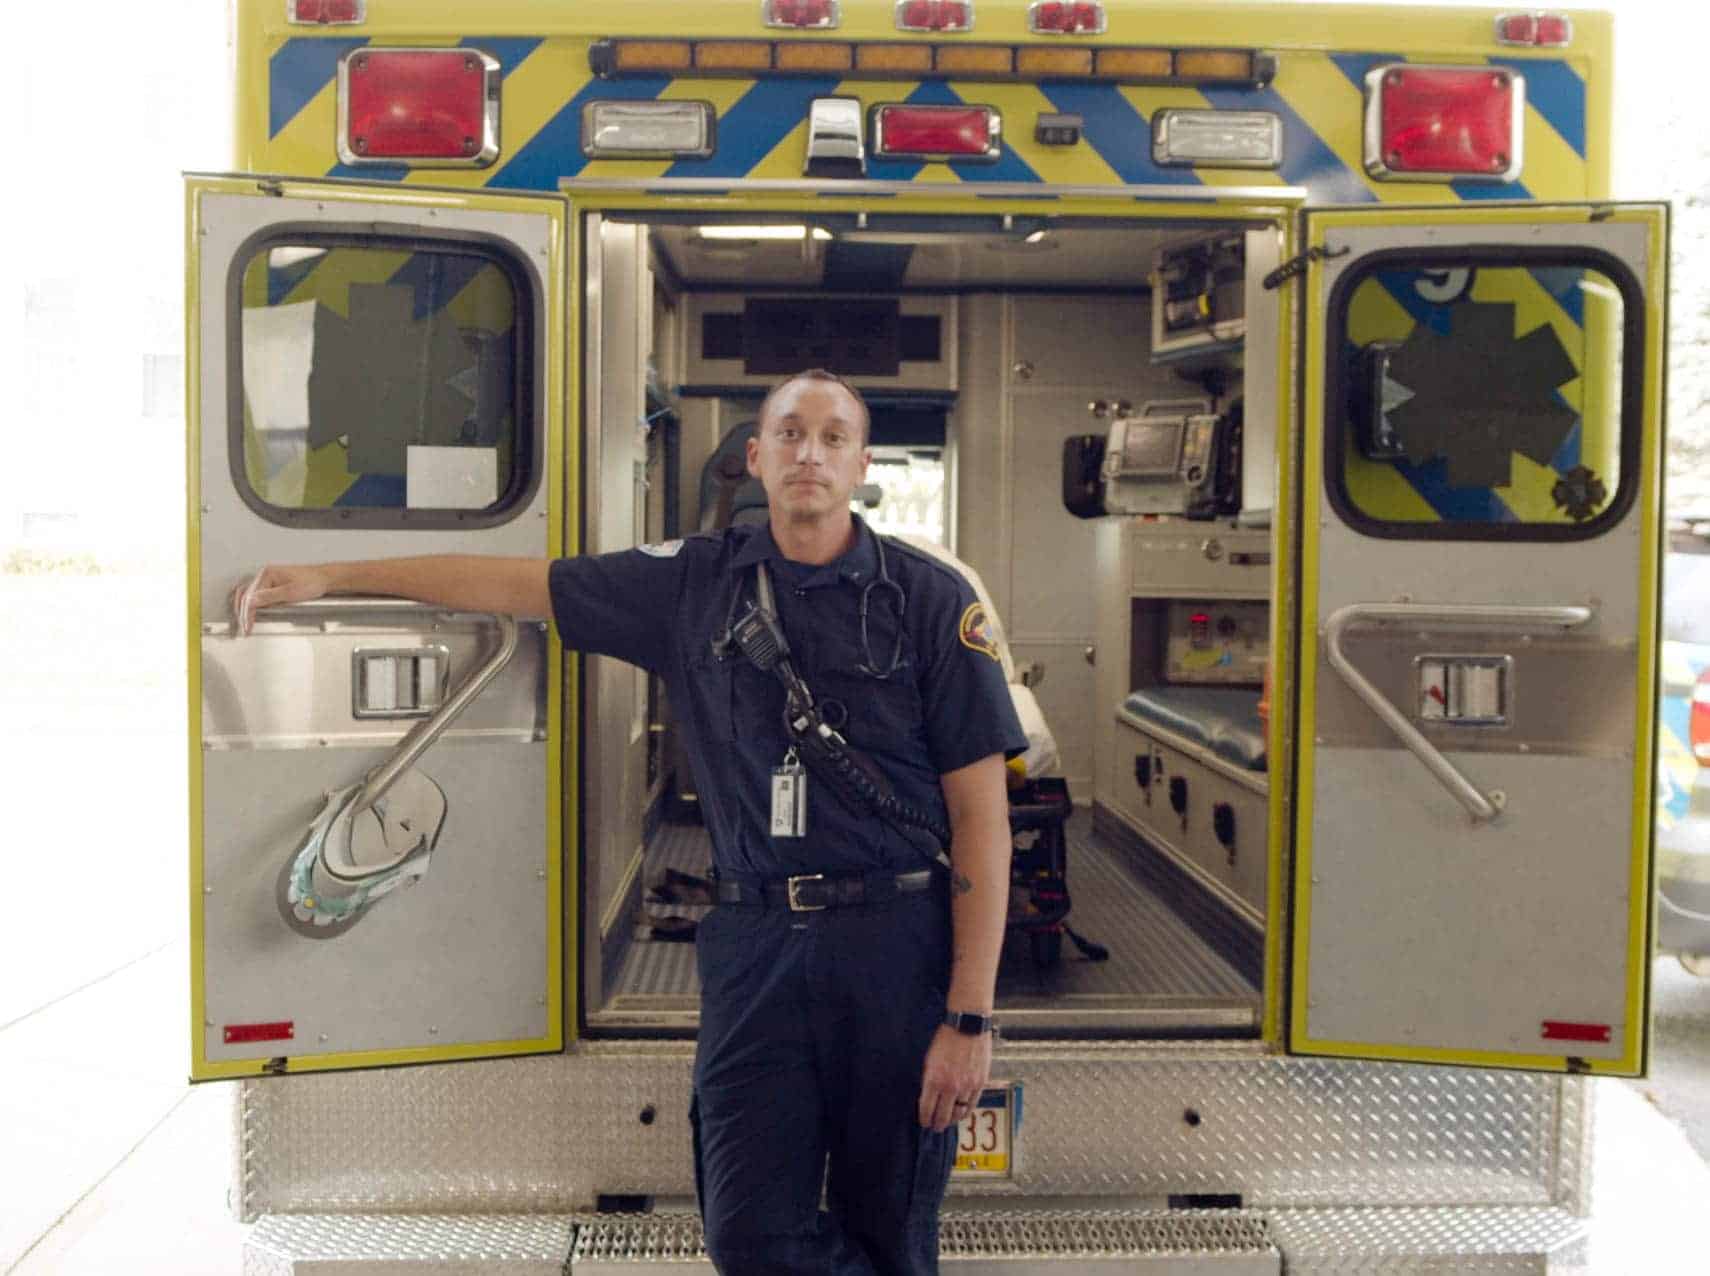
[548,516,1027,878]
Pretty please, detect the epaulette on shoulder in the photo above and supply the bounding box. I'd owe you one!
[881,534,974,593]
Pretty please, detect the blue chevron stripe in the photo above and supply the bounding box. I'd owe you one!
[1036,84,1199,186]
[271,37,368,138]
[486,74,671,190]
[1491,56,1586,158]
[462,37,544,80]
[1199,81,1375,204]
[664,77,842,179]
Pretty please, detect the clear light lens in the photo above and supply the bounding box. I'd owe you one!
[1153,109,1282,168]
[583,101,713,158]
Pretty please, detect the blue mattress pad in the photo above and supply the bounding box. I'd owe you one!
[1121,685,1268,773]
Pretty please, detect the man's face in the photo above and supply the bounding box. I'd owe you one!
[746,378,870,524]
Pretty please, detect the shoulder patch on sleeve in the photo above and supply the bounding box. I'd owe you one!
[637,539,684,558]
[958,601,1001,662]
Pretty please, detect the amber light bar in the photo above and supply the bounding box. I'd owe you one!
[589,39,1274,86]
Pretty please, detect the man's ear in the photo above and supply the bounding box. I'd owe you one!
[745,435,761,479]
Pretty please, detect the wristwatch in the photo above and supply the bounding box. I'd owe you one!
[944,1009,996,1036]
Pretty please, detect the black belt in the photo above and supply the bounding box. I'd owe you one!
[715,868,939,912]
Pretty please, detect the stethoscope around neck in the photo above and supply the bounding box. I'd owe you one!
[711,528,907,682]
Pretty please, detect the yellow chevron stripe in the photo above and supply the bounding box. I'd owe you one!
[1517,93,1587,200]
[965,82,1119,187]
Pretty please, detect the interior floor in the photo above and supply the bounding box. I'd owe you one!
[600,808,1261,1035]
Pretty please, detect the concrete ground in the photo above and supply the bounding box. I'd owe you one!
[3,573,1708,1273]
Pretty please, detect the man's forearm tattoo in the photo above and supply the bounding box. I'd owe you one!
[951,871,973,896]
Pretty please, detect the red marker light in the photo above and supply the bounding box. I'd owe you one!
[766,0,839,29]
[1029,1,1105,35]
[872,104,1000,160]
[340,49,499,165]
[1495,13,1538,44]
[1369,65,1522,181]
[897,1,973,33]
[1496,12,1572,47]
[290,0,363,23]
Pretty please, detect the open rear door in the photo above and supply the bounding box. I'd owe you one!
[1287,203,1666,1075]
[186,176,568,1079]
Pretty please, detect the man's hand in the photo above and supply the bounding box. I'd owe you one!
[231,565,334,635]
[917,1023,992,1132]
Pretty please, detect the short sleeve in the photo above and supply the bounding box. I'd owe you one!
[548,546,687,673]
[916,570,1029,775]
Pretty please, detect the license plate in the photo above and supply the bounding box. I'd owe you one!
[952,1082,1019,1178]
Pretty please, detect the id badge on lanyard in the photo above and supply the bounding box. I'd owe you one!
[770,747,807,838]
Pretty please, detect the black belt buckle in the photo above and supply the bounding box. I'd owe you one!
[786,873,827,912]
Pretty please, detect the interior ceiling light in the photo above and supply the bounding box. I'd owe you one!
[694,225,833,241]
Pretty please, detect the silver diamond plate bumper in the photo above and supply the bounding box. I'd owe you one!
[234,1043,1593,1223]
[240,1206,1592,1273]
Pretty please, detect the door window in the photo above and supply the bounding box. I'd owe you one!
[1329,255,1638,538]
[232,238,534,524]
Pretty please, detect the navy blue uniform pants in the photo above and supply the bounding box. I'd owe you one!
[691,891,956,1274]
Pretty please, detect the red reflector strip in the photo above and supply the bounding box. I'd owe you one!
[873,104,999,159]
[1541,1020,1611,1044]
[224,1021,295,1045]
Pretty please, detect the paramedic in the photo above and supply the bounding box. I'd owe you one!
[235,369,1026,1274]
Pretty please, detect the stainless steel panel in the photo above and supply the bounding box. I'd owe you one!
[1128,524,1270,598]
[1305,750,1634,1060]
[1315,633,1635,757]
[202,742,549,1062]
[245,1213,574,1275]
[236,1046,1584,1221]
[202,620,546,750]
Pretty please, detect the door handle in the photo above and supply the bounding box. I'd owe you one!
[255,597,519,817]
[1321,602,1593,824]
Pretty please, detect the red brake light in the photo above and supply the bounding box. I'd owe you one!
[1029,1,1106,35]
[766,0,839,29]
[1368,65,1522,182]
[897,1,973,33]
[1689,671,1710,764]
[340,49,499,166]
[872,104,1000,160]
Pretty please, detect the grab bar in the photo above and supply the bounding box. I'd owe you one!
[1322,602,1594,824]
[255,597,519,816]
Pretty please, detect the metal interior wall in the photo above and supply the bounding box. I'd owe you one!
[234,1046,1588,1221]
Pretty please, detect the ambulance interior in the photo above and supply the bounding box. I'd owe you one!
[584,212,1277,1038]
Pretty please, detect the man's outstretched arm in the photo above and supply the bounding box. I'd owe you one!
[235,556,552,633]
